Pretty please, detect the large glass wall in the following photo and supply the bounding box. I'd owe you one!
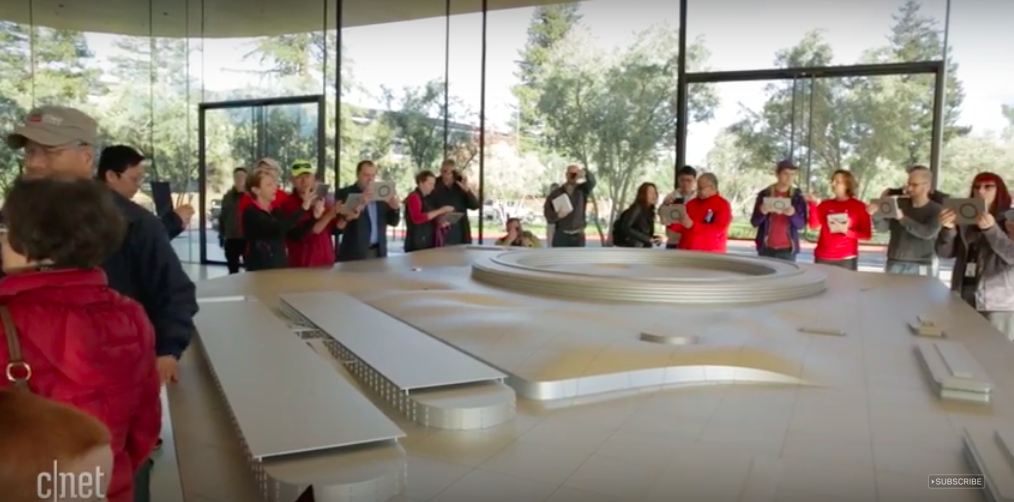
[0,0,1010,267]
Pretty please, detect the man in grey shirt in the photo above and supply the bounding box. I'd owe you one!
[543,164,596,247]
[872,166,942,276]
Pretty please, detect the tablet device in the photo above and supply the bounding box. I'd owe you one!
[315,183,330,200]
[150,181,173,216]
[763,197,791,214]
[657,204,685,225]
[443,212,464,224]
[875,196,899,219]
[944,198,986,225]
[551,194,574,214]
[827,212,849,234]
[368,181,397,200]
[342,193,364,214]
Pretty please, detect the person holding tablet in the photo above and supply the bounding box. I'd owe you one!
[936,172,1014,340]
[242,169,318,270]
[805,169,872,271]
[404,170,455,252]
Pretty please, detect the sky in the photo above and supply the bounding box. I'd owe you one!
[84,0,1014,165]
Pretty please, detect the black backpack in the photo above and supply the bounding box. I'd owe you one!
[610,206,637,247]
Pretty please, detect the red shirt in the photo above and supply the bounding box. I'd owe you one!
[406,192,429,225]
[0,269,161,502]
[280,192,336,268]
[807,198,872,260]
[766,189,792,250]
[679,193,732,252]
[237,191,288,235]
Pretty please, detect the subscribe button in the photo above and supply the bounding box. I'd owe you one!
[927,474,985,489]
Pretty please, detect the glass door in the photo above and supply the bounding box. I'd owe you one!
[197,95,326,265]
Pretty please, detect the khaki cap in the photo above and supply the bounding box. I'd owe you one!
[255,157,281,171]
[6,106,98,149]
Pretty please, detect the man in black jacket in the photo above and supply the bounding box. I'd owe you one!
[97,144,195,240]
[6,106,198,383]
[335,160,401,261]
[431,159,480,245]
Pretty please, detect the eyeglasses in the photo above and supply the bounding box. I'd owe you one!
[974,184,997,190]
[117,171,145,186]
[23,142,84,160]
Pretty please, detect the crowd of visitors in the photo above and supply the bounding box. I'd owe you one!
[1,102,1013,500]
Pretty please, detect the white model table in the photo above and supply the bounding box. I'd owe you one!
[194,300,404,460]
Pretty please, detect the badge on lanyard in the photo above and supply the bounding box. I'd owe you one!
[705,209,715,224]
[965,263,977,278]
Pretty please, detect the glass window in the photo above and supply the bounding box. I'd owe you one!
[486,0,685,246]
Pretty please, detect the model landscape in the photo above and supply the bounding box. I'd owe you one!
[174,246,1014,502]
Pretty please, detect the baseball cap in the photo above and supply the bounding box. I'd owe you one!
[6,106,98,149]
[776,159,797,173]
[291,160,314,177]
[255,157,281,171]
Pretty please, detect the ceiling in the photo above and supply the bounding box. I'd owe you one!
[0,0,564,38]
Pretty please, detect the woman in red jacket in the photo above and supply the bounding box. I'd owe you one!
[0,178,161,502]
[806,169,872,270]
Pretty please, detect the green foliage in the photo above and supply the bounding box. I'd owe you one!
[726,1,971,202]
[534,23,719,236]
[512,4,582,151]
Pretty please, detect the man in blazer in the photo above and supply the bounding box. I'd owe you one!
[335,160,401,261]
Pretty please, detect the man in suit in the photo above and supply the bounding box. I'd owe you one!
[335,160,401,261]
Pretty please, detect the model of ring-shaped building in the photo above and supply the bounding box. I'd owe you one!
[471,248,827,304]
[173,246,1014,502]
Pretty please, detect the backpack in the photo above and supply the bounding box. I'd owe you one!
[610,206,638,247]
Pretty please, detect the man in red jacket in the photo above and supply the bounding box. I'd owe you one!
[678,172,733,252]
[279,161,350,267]
[0,177,161,502]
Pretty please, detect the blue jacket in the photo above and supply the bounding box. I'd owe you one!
[750,185,808,254]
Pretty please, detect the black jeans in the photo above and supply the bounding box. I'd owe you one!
[815,257,858,271]
[134,457,154,502]
[223,238,246,274]
[759,248,796,262]
[552,231,586,248]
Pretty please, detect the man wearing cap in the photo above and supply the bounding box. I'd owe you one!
[6,105,198,502]
[750,160,809,261]
[7,106,198,380]
[97,144,194,239]
[279,161,352,267]
[662,165,697,249]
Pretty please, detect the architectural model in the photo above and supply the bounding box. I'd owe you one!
[176,246,1014,502]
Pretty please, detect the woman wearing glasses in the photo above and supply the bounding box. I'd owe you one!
[937,172,1014,340]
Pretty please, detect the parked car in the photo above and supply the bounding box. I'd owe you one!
[208,199,222,228]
